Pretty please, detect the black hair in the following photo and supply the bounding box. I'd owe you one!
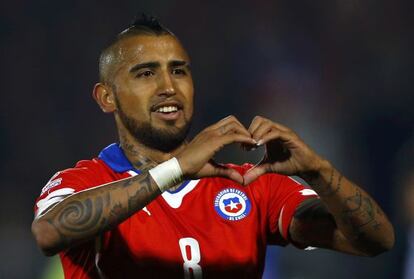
[119,14,174,38]
[99,14,175,83]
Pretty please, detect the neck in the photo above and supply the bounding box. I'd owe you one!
[118,128,186,170]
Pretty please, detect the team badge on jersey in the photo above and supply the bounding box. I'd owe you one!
[214,188,251,221]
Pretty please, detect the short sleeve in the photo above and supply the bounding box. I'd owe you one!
[34,160,102,217]
[266,175,318,245]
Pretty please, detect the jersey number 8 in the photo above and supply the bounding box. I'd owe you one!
[179,237,202,279]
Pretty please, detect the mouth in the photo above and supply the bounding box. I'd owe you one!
[151,102,183,121]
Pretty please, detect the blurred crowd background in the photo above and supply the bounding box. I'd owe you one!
[1,0,413,278]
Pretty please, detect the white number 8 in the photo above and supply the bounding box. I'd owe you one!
[179,237,202,279]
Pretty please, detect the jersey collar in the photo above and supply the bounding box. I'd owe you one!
[98,143,191,194]
[98,143,140,174]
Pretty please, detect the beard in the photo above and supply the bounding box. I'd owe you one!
[116,101,191,153]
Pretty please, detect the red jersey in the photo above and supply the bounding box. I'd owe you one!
[34,143,318,279]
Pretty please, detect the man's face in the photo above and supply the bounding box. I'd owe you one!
[110,34,194,152]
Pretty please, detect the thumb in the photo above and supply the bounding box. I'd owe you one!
[243,162,296,184]
[206,160,244,185]
[243,164,269,185]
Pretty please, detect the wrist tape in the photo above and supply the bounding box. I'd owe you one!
[148,157,183,192]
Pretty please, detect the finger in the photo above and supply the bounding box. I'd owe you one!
[209,116,251,138]
[257,129,293,146]
[214,122,251,138]
[251,120,274,143]
[210,115,239,130]
[243,162,296,184]
[222,116,246,130]
[220,133,257,146]
[270,121,291,132]
[248,115,266,135]
[230,117,253,138]
[242,164,270,185]
[210,161,244,184]
[249,116,291,135]
[266,161,296,176]
[203,115,234,132]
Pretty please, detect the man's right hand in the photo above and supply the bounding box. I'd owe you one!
[176,115,256,184]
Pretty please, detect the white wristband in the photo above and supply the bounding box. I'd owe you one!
[148,157,184,192]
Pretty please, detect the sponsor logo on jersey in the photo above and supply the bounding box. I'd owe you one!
[41,177,62,195]
[214,188,251,221]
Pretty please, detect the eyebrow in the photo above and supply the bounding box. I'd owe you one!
[170,60,189,67]
[129,62,160,73]
[129,60,190,73]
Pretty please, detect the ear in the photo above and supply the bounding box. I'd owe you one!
[92,83,116,113]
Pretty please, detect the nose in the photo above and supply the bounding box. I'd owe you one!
[158,71,176,97]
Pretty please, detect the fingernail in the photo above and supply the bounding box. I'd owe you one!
[257,140,263,146]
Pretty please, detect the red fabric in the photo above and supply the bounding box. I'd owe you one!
[34,159,108,215]
[34,160,317,278]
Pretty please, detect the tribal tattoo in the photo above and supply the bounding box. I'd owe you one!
[44,171,160,249]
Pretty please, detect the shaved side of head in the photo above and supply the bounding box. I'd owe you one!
[99,14,174,85]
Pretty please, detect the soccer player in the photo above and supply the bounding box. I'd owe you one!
[32,15,394,278]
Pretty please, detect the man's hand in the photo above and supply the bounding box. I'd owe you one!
[177,115,256,185]
[240,116,394,256]
[243,116,324,185]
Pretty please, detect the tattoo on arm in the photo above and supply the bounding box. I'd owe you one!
[48,195,107,245]
[43,172,160,249]
[314,169,343,197]
[341,188,382,240]
[127,172,155,212]
[298,166,393,254]
[133,158,157,171]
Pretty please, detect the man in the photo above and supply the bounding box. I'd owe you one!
[32,15,394,278]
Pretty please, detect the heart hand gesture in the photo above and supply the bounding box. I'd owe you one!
[177,115,325,186]
[176,115,256,185]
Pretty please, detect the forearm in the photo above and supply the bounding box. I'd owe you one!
[32,172,161,256]
[302,160,395,255]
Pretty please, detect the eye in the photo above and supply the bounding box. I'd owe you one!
[172,68,186,75]
[137,70,154,78]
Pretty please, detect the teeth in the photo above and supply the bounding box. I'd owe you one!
[156,106,178,113]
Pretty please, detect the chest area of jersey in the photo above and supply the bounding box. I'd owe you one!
[104,180,265,271]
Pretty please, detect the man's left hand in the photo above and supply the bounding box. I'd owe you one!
[243,116,326,185]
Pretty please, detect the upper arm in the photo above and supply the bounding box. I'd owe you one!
[289,198,369,256]
[32,165,100,255]
[34,162,102,218]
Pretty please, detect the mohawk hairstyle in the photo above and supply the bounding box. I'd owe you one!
[119,14,174,37]
[99,14,175,83]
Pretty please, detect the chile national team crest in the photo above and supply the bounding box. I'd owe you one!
[214,188,251,221]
